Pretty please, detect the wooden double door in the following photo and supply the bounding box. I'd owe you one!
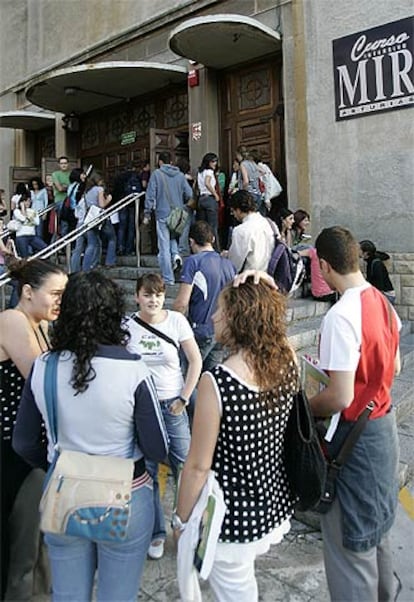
[97,128,189,192]
[219,56,285,193]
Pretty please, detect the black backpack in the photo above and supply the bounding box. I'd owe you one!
[124,172,142,196]
[266,219,305,295]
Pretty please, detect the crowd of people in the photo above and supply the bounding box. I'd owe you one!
[0,151,402,602]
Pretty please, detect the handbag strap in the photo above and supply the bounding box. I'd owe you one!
[331,400,375,469]
[131,314,179,350]
[43,352,60,447]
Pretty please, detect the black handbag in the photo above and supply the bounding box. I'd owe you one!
[283,388,327,511]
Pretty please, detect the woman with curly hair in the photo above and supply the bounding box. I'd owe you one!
[13,271,168,602]
[174,276,298,601]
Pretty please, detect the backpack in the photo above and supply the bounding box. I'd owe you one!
[124,172,142,196]
[258,163,282,200]
[266,219,305,295]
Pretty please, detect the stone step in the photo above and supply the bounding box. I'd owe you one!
[287,316,322,351]
[117,254,159,268]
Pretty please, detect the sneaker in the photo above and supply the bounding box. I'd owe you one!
[148,539,164,560]
[173,254,183,271]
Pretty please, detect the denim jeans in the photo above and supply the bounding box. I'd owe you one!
[196,335,224,373]
[44,482,153,602]
[100,220,117,266]
[156,218,183,284]
[197,195,219,250]
[177,209,191,257]
[82,228,101,271]
[15,235,47,258]
[70,233,87,273]
[117,205,136,255]
[146,397,190,540]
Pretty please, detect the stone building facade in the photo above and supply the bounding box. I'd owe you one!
[0,0,413,320]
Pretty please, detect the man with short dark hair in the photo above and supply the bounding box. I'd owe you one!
[52,156,71,236]
[143,152,192,284]
[311,226,401,602]
[173,220,236,371]
[223,190,275,272]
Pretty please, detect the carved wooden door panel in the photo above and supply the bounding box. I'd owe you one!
[149,128,189,171]
[219,57,285,193]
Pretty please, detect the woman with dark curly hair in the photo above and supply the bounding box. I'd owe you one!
[13,271,168,602]
[174,277,298,601]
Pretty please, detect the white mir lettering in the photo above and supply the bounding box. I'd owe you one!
[337,50,414,106]
[337,61,369,107]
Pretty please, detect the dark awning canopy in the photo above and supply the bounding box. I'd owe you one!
[0,110,55,130]
[26,61,188,115]
[169,14,281,69]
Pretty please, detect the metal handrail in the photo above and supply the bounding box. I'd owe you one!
[0,192,144,290]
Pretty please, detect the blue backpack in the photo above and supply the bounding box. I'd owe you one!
[266,219,305,295]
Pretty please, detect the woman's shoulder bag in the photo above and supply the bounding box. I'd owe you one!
[40,352,134,542]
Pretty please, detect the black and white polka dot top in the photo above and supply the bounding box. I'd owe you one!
[1,359,24,442]
[210,364,296,544]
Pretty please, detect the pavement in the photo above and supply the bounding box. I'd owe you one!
[139,413,414,601]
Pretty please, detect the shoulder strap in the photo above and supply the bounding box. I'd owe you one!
[332,400,376,469]
[266,217,280,240]
[131,314,179,350]
[160,172,174,209]
[43,352,60,447]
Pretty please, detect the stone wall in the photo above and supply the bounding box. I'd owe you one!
[392,253,414,323]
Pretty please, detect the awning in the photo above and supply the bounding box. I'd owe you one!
[0,110,55,130]
[26,61,188,115]
[169,14,281,69]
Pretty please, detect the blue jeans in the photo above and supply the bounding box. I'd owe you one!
[82,228,101,271]
[197,195,219,250]
[146,397,190,540]
[100,220,117,266]
[70,233,87,273]
[156,217,189,284]
[15,235,47,258]
[117,205,136,255]
[44,482,153,602]
[196,335,224,373]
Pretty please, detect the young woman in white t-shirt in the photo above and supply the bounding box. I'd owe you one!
[196,153,220,248]
[126,273,202,560]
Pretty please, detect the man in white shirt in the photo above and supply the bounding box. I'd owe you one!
[222,190,275,272]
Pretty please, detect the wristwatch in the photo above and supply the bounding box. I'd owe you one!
[171,511,187,532]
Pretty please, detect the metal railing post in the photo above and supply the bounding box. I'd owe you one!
[135,195,140,269]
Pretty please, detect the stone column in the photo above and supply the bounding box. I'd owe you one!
[188,66,220,173]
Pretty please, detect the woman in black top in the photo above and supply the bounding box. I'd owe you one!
[360,240,396,304]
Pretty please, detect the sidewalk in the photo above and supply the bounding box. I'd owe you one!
[139,412,414,601]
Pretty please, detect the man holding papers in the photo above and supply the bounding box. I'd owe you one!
[310,226,401,602]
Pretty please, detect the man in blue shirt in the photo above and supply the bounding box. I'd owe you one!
[173,221,236,372]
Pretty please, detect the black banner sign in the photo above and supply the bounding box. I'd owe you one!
[333,16,414,121]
